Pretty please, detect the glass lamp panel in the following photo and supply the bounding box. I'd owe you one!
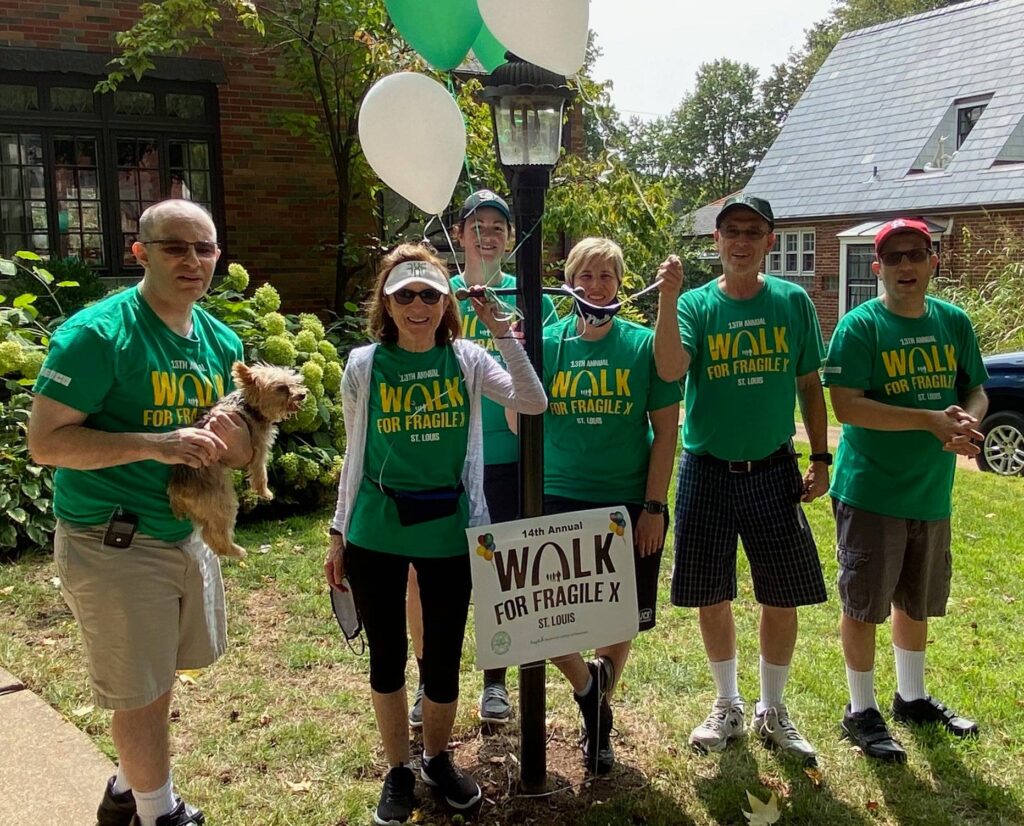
[493,95,565,167]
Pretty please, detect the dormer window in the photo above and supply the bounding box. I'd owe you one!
[957,103,986,149]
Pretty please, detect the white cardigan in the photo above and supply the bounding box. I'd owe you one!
[332,337,547,538]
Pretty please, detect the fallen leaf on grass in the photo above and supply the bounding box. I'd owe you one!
[50,577,61,589]
[866,800,879,812]
[985,513,995,518]
[285,779,312,793]
[743,791,781,825]
[256,544,271,554]
[1004,594,1016,604]
[177,670,202,685]
[804,767,823,787]
[0,585,14,596]
[258,713,272,727]
[40,638,56,646]
[488,756,505,764]
[72,704,94,717]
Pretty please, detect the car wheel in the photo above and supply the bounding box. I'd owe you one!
[976,410,1024,476]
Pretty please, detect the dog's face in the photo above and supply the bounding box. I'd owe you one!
[232,362,307,422]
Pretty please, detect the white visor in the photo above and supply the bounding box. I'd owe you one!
[383,260,451,296]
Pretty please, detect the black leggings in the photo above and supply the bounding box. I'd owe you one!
[345,543,472,704]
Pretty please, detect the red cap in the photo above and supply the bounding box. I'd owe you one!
[874,218,931,253]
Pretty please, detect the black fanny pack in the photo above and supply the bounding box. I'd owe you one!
[372,478,465,526]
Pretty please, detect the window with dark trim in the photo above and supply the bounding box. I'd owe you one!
[957,103,986,149]
[0,74,222,276]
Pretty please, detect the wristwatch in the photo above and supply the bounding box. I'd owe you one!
[809,452,833,466]
[643,500,668,515]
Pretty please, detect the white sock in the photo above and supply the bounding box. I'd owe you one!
[709,658,739,703]
[112,764,131,795]
[574,674,594,699]
[757,657,790,714]
[132,777,175,826]
[846,666,878,713]
[894,645,927,701]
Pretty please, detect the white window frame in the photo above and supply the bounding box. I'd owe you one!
[765,228,815,278]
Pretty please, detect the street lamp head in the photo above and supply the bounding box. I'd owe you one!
[480,55,575,172]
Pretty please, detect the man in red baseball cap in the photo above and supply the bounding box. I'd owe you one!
[823,217,989,762]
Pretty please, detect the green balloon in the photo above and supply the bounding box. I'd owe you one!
[471,22,507,72]
[385,0,482,71]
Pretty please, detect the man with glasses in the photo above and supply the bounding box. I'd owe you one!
[654,194,830,766]
[28,199,252,826]
[823,217,988,762]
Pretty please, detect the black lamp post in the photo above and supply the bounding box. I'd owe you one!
[480,56,574,794]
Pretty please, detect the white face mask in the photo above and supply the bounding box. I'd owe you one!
[330,580,364,653]
[572,294,622,327]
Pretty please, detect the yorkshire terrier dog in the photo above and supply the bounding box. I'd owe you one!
[169,362,307,558]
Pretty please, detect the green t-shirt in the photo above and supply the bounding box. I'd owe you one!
[450,273,557,465]
[677,275,824,460]
[346,343,471,557]
[542,315,682,503]
[823,296,988,521]
[32,286,243,542]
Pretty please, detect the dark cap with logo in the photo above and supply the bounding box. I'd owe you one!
[874,218,932,253]
[459,189,511,224]
[716,194,775,230]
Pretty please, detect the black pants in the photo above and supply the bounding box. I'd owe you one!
[345,543,472,704]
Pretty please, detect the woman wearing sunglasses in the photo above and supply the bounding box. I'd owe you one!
[540,237,682,775]
[325,243,546,826]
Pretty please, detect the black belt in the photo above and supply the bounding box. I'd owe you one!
[694,443,799,474]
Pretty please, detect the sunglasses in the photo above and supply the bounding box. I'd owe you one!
[719,226,770,241]
[392,287,443,306]
[879,248,931,266]
[141,239,220,258]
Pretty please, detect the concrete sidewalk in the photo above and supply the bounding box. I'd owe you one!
[0,667,113,825]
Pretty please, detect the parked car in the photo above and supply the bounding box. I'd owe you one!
[977,351,1024,477]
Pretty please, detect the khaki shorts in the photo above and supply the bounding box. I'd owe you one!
[832,499,952,624]
[54,520,227,710]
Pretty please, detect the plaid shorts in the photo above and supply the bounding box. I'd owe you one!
[670,450,827,608]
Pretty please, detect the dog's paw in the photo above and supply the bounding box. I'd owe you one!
[222,544,247,559]
[255,488,274,501]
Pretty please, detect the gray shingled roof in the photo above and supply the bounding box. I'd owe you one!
[745,0,1024,220]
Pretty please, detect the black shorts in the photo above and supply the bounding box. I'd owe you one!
[544,495,665,632]
[484,461,519,523]
[670,450,826,609]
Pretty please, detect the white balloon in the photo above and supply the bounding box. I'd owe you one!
[478,0,588,77]
[358,72,466,215]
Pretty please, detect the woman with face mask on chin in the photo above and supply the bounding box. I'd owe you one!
[325,243,546,826]
[540,237,682,775]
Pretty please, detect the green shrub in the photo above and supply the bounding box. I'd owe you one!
[199,265,364,512]
[934,221,1024,355]
[2,255,105,320]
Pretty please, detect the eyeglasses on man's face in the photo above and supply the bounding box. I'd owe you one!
[142,239,220,259]
[392,287,443,306]
[719,226,771,241]
[879,248,931,266]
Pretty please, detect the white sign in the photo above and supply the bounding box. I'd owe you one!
[468,507,639,671]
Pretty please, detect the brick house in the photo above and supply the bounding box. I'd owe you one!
[0,0,349,311]
[694,0,1024,339]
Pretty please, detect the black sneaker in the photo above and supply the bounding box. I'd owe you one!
[97,776,136,826]
[574,658,615,775]
[421,751,482,811]
[374,765,416,825]
[129,799,205,825]
[892,693,979,738]
[841,705,907,763]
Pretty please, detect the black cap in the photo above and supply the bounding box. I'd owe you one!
[716,194,775,230]
[458,189,511,224]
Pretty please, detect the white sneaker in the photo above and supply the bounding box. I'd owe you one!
[690,698,745,753]
[751,703,817,766]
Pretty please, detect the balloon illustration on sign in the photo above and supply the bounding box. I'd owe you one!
[478,0,589,77]
[383,0,482,71]
[358,72,466,215]
[608,512,626,538]
[476,532,496,561]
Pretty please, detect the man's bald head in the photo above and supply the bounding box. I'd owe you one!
[138,199,216,242]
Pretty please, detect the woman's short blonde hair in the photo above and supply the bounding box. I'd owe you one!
[563,237,625,285]
[366,244,461,346]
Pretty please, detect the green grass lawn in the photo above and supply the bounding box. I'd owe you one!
[2,457,1022,825]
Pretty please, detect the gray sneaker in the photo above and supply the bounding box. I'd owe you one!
[752,703,817,766]
[690,698,745,753]
[479,682,511,723]
[408,684,423,730]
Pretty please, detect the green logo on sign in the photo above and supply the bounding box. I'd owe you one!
[491,631,511,655]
